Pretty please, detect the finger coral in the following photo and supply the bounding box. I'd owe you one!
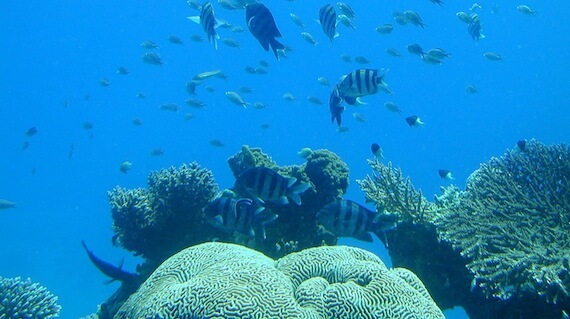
[0,276,61,319]
[109,162,218,261]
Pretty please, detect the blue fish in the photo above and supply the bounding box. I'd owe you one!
[188,2,220,49]
[246,3,285,59]
[81,241,139,284]
[317,199,396,242]
[319,4,339,42]
[329,86,345,126]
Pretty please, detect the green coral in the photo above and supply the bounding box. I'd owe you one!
[304,149,350,205]
[227,145,277,178]
[436,140,570,304]
[0,276,61,319]
[223,146,351,259]
[359,140,570,318]
[357,160,436,224]
[114,242,445,319]
[109,162,219,261]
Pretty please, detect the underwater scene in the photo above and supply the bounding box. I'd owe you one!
[1,0,569,318]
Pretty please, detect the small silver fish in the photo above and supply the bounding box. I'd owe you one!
[301,32,318,45]
[0,199,16,210]
[225,91,249,108]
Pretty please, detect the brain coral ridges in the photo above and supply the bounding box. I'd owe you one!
[115,242,445,319]
[0,276,61,319]
[358,139,570,318]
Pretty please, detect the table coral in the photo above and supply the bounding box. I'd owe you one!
[114,242,445,319]
[0,276,61,319]
[358,140,570,318]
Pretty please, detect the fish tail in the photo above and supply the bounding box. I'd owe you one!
[270,38,286,59]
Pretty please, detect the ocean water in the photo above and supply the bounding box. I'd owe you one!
[1,1,568,318]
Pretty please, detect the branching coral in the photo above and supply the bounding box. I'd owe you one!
[109,162,219,261]
[436,140,570,304]
[114,242,445,319]
[359,140,570,318]
[0,276,61,319]
[357,160,436,224]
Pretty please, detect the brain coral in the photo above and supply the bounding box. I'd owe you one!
[114,242,444,319]
[0,276,61,319]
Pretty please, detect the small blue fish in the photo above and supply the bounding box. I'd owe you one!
[329,86,345,126]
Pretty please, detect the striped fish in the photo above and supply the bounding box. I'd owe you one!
[188,2,220,49]
[337,69,390,105]
[205,197,276,238]
[317,199,396,242]
[246,3,285,60]
[467,13,485,42]
[235,167,310,205]
[319,4,339,42]
[329,85,345,126]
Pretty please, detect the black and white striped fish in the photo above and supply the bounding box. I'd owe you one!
[316,199,396,242]
[188,2,220,49]
[467,13,485,42]
[246,3,285,59]
[337,69,390,105]
[205,197,276,239]
[329,85,345,126]
[319,4,339,42]
[235,167,310,205]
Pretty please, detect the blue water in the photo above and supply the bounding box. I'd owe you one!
[1,1,568,318]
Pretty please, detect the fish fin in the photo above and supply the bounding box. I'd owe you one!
[288,182,309,205]
[334,31,340,38]
[104,278,117,285]
[117,258,124,270]
[344,96,356,105]
[275,196,289,205]
[187,16,201,24]
[270,39,286,59]
[355,232,374,242]
[287,177,298,188]
[332,113,342,126]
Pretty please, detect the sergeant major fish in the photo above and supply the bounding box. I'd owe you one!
[467,13,485,41]
[246,3,285,60]
[329,86,345,126]
[205,196,277,239]
[336,69,390,105]
[316,199,396,242]
[188,1,220,49]
[235,167,310,205]
[319,4,339,42]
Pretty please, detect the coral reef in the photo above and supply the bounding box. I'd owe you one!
[358,140,570,318]
[114,242,445,319]
[0,276,61,319]
[225,146,350,259]
[109,162,219,261]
